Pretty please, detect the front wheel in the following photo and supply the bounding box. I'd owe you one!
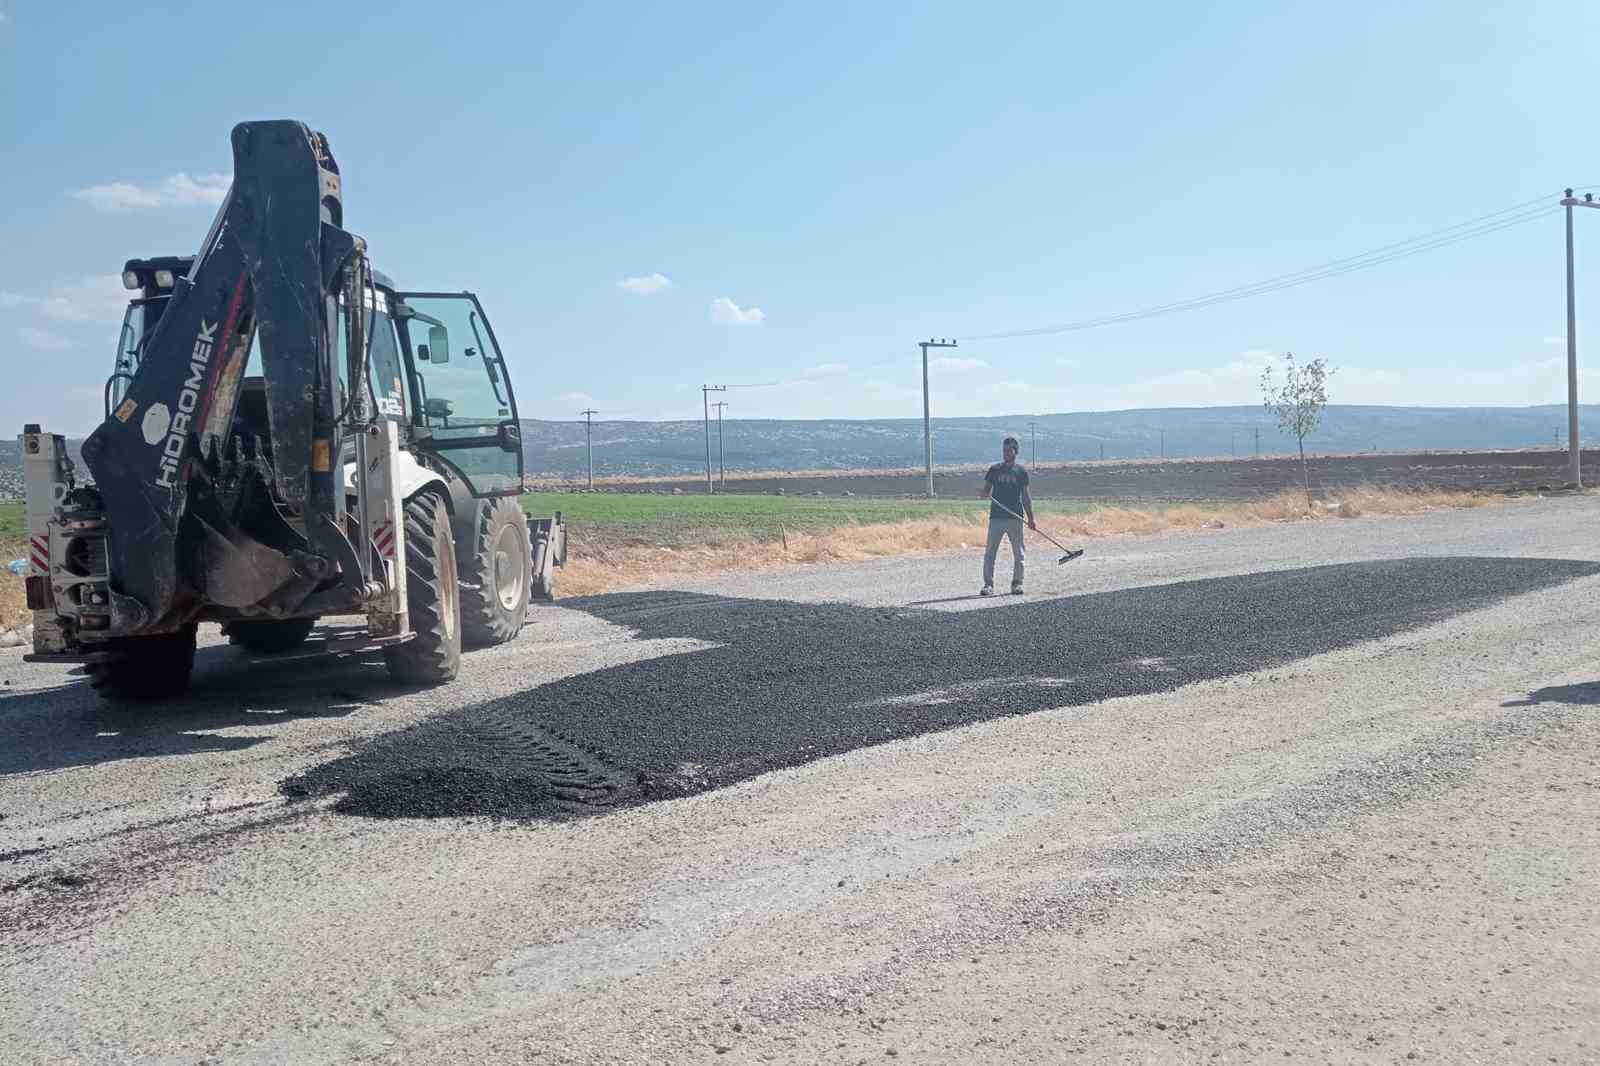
[384,490,462,685]
[461,496,530,648]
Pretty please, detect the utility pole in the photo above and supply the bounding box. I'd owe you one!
[580,408,598,490]
[918,338,958,497]
[1099,442,1104,461]
[711,400,729,490]
[701,384,726,493]
[1029,420,1037,466]
[1561,189,1600,486]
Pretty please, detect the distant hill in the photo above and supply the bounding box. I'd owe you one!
[517,404,1600,479]
[5,404,1597,493]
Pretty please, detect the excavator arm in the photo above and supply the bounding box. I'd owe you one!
[80,120,364,630]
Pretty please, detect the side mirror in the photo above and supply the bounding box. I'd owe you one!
[417,343,430,362]
[496,420,521,453]
[428,324,450,363]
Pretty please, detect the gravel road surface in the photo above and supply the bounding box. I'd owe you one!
[5,497,1600,1064]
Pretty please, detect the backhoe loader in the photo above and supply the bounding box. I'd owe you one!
[19,120,564,699]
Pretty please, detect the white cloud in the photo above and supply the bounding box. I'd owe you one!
[1,276,127,324]
[801,362,849,379]
[17,326,70,351]
[1145,358,1260,389]
[43,276,129,322]
[710,297,765,326]
[70,172,229,211]
[930,356,989,372]
[617,272,671,295]
[557,391,596,407]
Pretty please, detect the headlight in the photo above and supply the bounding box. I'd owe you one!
[121,270,140,290]
[154,269,175,288]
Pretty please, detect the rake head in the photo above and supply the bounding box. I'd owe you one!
[1058,549,1085,565]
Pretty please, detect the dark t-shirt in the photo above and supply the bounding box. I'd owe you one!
[985,462,1029,521]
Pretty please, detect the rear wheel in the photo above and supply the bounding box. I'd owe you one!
[384,490,462,685]
[88,625,198,703]
[461,496,530,647]
[225,617,316,655]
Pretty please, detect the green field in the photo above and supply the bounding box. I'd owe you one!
[0,493,1100,555]
[520,492,1096,547]
[0,501,23,547]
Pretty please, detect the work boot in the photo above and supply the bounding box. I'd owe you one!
[979,585,995,597]
[1011,582,1025,595]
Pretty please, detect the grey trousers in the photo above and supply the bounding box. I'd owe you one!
[983,517,1025,587]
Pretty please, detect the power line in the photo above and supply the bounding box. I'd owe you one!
[709,186,1600,423]
[961,195,1568,342]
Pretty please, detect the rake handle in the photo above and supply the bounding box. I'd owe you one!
[987,498,1074,556]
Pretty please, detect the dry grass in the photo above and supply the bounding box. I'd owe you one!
[0,536,26,632]
[553,485,1517,598]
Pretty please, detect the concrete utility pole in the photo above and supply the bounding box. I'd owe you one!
[711,400,729,490]
[918,338,958,497]
[701,385,726,493]
[580,408,598,490]
[1561,188,1600,487]
[1255,427,1260,457]
[1029,420,1037,466]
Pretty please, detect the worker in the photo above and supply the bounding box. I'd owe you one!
[979,436,1036,596]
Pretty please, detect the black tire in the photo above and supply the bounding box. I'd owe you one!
[384,490,462,685]
[88,625,198,703]
[225,617,317,655]
[461,496,530,648]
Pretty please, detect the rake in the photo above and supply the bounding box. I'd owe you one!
[988,499,1085,564]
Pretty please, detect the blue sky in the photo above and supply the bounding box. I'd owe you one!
[3,1,1600,433]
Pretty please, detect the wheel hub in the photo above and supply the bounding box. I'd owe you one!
[491,522,527,611]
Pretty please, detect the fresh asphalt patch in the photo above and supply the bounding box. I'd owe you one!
[280,556,1600,820]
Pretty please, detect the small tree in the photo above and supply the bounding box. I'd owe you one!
[1260,352,1333,511]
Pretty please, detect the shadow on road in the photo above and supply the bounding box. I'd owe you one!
[1503,681,1600,708]
[0,637,397,777]
[281,556,1600,822]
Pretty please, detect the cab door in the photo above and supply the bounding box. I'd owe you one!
[391,292,523,496]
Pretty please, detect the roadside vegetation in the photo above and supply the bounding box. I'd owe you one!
[0,485,1518,627]
[530,486,1513,597]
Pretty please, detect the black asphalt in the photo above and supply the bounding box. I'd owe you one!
[281,557,1600,820]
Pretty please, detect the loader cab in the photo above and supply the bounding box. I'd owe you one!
[106,260,524,500]
[107,256,193,415]
[335,279,524,497]
[388,289,523,496]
